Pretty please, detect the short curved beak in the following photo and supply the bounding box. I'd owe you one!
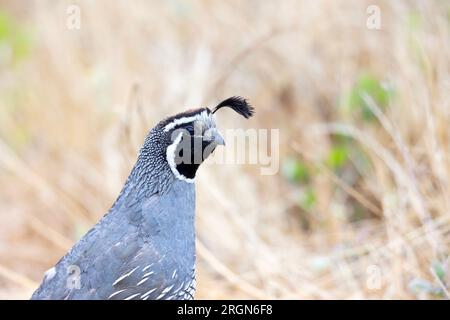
[204,128,225,146]
[214,131,225,146]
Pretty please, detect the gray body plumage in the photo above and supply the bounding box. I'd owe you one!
[31,126,196,300]
[31,96,253,300]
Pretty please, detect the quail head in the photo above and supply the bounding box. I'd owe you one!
[31,96,254,300]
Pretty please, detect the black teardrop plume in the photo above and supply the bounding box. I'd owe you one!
[212,96,254,119]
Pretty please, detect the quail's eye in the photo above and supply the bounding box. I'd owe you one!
[184,124,195,135]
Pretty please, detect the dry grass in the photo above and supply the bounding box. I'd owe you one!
[0,0,449,299]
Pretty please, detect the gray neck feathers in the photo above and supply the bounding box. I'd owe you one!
[108,127,196,260]
[110,127,175,212]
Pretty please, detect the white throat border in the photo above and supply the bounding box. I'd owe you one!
[166,132,195,183]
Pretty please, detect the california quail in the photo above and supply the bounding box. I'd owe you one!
[31,97,254,300]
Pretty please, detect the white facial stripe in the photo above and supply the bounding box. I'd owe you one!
[166,132,195,183]
[164,111,209,132]
[163,115,198,132]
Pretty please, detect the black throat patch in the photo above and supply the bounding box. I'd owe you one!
[173,135,215,179]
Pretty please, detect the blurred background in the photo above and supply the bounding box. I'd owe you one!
[0,0,449,299]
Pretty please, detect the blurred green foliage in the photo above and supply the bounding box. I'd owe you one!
[281,157,317,213]
[282,157,310,184]
[409,278,445,297]
[326,145,348,170]
[405,11,431,72]
[407,11,422,30]
[0,11,33,151]
[432,261,446,282]
[299,188,316,210]
[341,73,394,122]
[0,10,32,64]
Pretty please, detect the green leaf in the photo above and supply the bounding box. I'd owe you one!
[299,188,316,210]
[432,261,446,281]
[282,157,310,184]
[341,73,394,122]
[0,12,11,40]
[326,145,348,169]
[0,10,32,64]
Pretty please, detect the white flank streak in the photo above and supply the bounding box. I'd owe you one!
[176,282,185,292]
[113,266,139,286]
[108,289,127,299]
[162,284,175,294]
[142,264,153,272]
[143,271,154,278]
[166,132,195,183]
[124,293,140,300]
[172,270,177,279]
[156,292,166,299]
[44,267,56,281]
[136,277,149,286]
[141,288,157,299]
